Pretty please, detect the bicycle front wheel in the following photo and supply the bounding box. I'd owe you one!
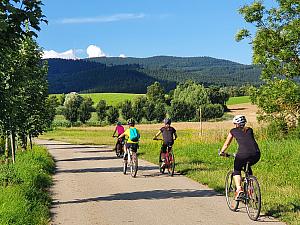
[130,152,138,178]
[225,171,239,211]
[245,175,261,221]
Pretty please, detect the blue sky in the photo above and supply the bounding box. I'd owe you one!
[38,0,260,65]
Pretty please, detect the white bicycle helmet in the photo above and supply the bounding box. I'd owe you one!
[232,115,247,126]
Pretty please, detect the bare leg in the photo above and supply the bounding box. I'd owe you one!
[233,175,242,191]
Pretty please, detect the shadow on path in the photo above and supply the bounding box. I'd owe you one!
[57,156,118,162]
[53,189,221,206]
[57,166,158,174]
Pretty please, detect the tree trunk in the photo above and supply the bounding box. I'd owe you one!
[5,134,9,164]
[21,133,27,151]
[29,134,33,150]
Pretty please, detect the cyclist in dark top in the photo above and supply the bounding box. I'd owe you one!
[153,118,177,163]
[220,115,260,199]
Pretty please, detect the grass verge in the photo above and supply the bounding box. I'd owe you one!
[0,145,55,225]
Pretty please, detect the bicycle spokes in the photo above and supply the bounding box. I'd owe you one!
[245,176,261,221]
[225,171,239,211]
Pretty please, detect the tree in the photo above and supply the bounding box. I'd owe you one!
[79,97,94,124]
[63,92,83,124]
[132,96,147,123]
[107,106,119,124]
[146,81,165,103]
[173,80,210,107]
[120,100,133,121]
[236,0,300,128]
[96,100,107,123]
[154,102,167,122]
[144,101,156,121]
[0,0,46,160]
[169,101,196,122]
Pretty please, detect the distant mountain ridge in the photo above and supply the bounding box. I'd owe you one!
[46,56,261,94]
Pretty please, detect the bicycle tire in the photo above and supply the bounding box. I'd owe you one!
[123,157,127,175]
[168,152,175,176]
[130,152,138,178]
[225,171,239,211]
[245,175,261,221]
[159,152,165,174]
[116,143,122,157]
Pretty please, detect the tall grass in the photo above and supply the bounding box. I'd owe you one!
[0,146,55,225]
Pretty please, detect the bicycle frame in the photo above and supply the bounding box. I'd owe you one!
[220,150,261,221]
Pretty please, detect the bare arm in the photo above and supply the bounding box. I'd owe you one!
[118,132,126,139]
[221,132,233,153]
[153,130,162,139]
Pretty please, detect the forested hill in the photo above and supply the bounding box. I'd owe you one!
[47,56,261,94]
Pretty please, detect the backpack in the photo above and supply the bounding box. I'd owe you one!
[129,127,140,142]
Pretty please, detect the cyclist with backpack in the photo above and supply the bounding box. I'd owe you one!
[118,118,140,161]
[220,115,260,199]
[153,118,177,165]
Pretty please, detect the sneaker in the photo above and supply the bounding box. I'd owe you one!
[235,189,244,200]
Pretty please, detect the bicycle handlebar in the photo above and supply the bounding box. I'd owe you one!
[218,149,236,158]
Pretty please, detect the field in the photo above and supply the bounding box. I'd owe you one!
[52,93,144,106]
[41,103,299,225]
[52,93,250,107]
[226,96,250,105]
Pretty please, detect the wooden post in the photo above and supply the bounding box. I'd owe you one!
[199,107,203,136]
[10,131,15,163]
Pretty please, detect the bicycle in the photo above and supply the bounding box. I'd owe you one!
[219,150,261,221]
[123,144,138,178]
[112,135,125,158]
[154,138,175,176]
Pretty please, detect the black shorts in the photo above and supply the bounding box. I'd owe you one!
[161,142,173,153]
[233,152,260,176]
[125,143,139,152]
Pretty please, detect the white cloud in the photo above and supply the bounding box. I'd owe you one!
[42,49,76,59]
[119,54,126,58]
[87,45,106,58]
[60,13,145,24]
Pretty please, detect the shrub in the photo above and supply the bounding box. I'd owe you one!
[169,101,196,122]
[200,104,224,120]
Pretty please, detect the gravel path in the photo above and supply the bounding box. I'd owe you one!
[36,139,285,225]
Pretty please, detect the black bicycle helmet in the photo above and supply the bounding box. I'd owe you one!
[163,118,171,125]
[127,118,135,125]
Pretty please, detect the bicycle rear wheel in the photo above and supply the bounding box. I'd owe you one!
[225,171,239,211]
[168,152,175,176]
[130,152,138,178]
[123,160,127,174]
[245,176,261,221]
[159,152,165,174]
[123,154,128,174]
[116,143,122,157]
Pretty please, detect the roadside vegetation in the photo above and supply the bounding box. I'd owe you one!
[0,145,55,225]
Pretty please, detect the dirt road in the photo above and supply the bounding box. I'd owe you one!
[36,139,285,225]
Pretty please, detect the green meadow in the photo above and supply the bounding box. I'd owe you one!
[53,93,144,107]
[226,96,250,105]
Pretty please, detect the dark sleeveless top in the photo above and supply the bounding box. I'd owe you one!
[230,127,260,156]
